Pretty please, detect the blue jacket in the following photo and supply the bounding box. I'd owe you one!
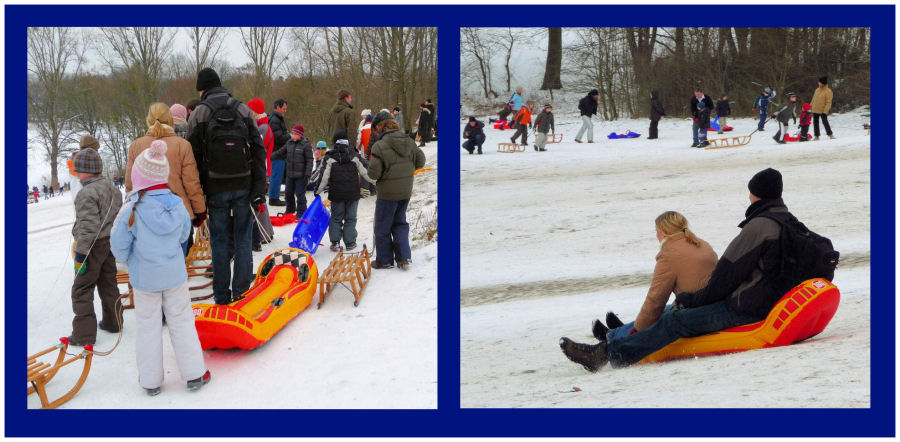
[753,94,771,111]
[110,189,191,292]
[510,92,525,111]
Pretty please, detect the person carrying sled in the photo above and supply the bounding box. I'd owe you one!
[575,89,600,143]
[560,168,830,371]
[752,87,776,131]
[68,147,123,347]
[772,92,798,144]
[509,101,534,147]
[648,90,665,140]
[533,103,555,152]
[690,88,714,147]
[462,116,486,155]
[716,94,731,135]
[565,211,718,351]
[110,140,210,396]
[798,102,813,142]
[316,130,377,252]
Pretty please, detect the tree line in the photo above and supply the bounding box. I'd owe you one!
[28,27,437,188]
[463,27,870,121]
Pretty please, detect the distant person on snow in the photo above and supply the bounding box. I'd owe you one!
[561,210,718,367]
[575,89,600,143]
[509,86,525,117]
[110,140,210,396]
[316,130,376,252]
[798,102,813,142]
[43,185,49,200]
[462,116,486,155]
[509,101,534,146]
[772,92,798,144]
[694,100,711,148]
[416,102,434,147]
[69,147,123,347]
[533,103,555,152]
[497,102,515,126]
[716,94,731,135]
[752,87,776,131]
[391,106,404,133]
[690,88,714,147]
[559,168,826,370]
[648,90,666,140]
[811,76,835,140]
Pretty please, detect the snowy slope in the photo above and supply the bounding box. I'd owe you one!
[459,111,870,408]
[26,141,437,409]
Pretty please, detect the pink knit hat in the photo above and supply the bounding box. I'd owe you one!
[132,140,170,192]
[170,103,187,121]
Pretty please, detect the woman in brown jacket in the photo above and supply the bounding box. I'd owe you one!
[595,211,718,341]
[126,102,206,255]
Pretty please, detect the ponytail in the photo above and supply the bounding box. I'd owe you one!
[655,211,702,247]
[127,190,147,227]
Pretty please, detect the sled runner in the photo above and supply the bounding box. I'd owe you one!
[193,248,318,350]
[546,133,564,144]
[636,278,840,364]
[607,131,641,139]
[27,338,94,409]
[317,245,372,308]
[705,135,752,149]
[497,143,526,153]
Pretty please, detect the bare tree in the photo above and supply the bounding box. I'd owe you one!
[290,27,322,80]
[239,27,287,98]
[27,27,84,188]
[540,27,563,99]
[461,28,498,99]
[188,27,227,75]
[97,27,176,108]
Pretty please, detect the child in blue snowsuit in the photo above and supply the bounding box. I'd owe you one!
[752,88,776,131]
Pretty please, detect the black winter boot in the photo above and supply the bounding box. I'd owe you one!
[592,319,609,341]
[606,311,625,329]
[559,337,608,372]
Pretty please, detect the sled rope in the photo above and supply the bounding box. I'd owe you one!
[250,203,274,245]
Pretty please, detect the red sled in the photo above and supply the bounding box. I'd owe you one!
[783,133,813,142]
[270,213,298,227]
[492,120,512,130]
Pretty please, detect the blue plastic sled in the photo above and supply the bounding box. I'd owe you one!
[289,195,330,254]
[708,116,734,132]
[607,130,641,139]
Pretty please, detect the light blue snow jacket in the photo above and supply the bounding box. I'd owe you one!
[110,189,191,292]
[510,92,525,111]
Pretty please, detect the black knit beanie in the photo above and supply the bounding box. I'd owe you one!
[332,129,348,144]
[196,67,221,91]
[819,76,828,85]
[748,168,783,199]
[468,116,476,123]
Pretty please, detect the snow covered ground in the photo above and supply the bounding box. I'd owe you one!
[26,141,437,409]
[459,110,871,408]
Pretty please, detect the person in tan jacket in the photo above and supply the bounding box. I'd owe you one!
[586,211,718,344]
[126,102,206,255]
[810,76,835,140]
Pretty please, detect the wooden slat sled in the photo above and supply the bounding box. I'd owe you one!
[497,143,526,153]
[318,245,372,308]
[27,338,93,409]
[705,135,752,149]
[546,133,564,144]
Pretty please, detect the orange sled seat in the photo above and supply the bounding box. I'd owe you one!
[636,278,840,365]
[193,248,318,350]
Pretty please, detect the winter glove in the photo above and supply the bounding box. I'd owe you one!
[251,192,266,208]
[74,252,87,275]
[192,211,206,227]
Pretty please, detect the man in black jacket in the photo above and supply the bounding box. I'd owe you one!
[690,88,714,147]
[462,116,485,155]
[186,67,266,305]
[267,98,290,206]
[648,90,666,139]
[561,168,803,370]
[575,89,600,143]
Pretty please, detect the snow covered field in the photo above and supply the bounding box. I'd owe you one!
[26,141,437,409]
[459,111,871,408]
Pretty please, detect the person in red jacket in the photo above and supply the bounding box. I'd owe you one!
[509,101,534,146]
[798,102,813,142]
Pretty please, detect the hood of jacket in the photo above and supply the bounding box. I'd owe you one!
[331,100,353,115]
[129,190,186,237]
[200,85,231,101]
[650,90,659,100]
[740,197,787,227]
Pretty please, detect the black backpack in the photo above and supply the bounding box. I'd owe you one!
[759,212,840,283]
[200,97,252,179]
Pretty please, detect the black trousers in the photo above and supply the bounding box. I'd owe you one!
[813,113,832,137]
[648,119,659,139]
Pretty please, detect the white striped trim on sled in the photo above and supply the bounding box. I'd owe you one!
[497,143,526,153]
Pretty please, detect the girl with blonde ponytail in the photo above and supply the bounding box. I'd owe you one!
[561,211,721,369]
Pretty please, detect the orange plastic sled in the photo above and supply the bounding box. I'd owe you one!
[636,278,840,364]
[193,248,318,350]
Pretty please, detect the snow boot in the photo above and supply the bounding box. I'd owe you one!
[269,199,286,206]
[371,260,394,270]
[828,134,836,139]
[345,242,357,251]
[690,142,700,148]
[814,136,820,141]
[397,259,410,271]
[592,319,609,341]
[575,139,582,143]
[606,311,625,329]
[330,242,342,252]
[187,370,211,391]
[559,337,608,372]
[145,387,161,396]
[699,140,710,147]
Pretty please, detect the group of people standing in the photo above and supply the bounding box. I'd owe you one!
[29,183,68,201]
[62,66,426,397]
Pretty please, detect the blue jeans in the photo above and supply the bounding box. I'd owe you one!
[207,189,253,304]
[606,304,676,342]
[373,198,411,266]
[606,301,763,368]
[462,134,485,153]
[329,199,359,245]
[268,159,285,201]
[692,120,699,143]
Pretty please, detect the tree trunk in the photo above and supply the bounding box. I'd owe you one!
[540,27,563,91]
